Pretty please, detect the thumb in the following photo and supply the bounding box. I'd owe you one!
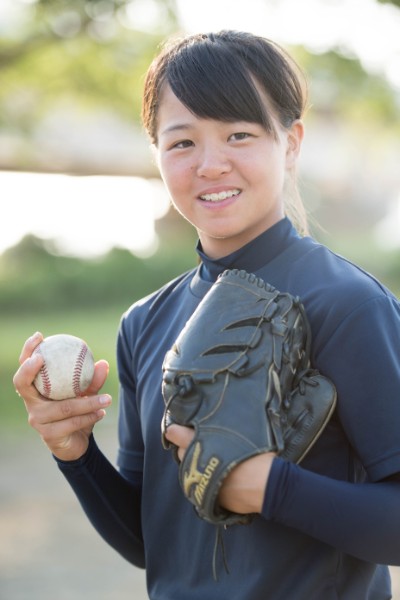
[83,359,109,395]
[164,423,195,449]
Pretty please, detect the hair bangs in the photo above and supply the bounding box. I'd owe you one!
[165,41,275,133]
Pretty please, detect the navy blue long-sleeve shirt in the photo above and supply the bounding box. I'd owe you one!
[57,218,400,599]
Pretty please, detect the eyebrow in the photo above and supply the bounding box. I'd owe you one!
[159,123,193,136]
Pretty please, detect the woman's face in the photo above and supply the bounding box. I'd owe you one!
[155,84,303,259]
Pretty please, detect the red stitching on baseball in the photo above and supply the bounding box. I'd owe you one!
[35,347,52,398]
[73,343,87,396]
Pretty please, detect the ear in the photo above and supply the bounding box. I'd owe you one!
[285,120,304,169]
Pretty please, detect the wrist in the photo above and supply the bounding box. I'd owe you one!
[219,452,275,514]
[52,434,93,465]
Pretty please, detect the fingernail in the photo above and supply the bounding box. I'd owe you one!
[30,332,42,342]
[96,409,106,418]
[99,395,111,406]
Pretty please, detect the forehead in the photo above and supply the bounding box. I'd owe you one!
[157,85,197,135]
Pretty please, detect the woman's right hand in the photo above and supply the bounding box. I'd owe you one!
[13,332,112,461]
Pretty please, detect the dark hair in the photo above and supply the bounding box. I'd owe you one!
[142,30,308,145]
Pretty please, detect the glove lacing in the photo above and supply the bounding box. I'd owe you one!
[213,525,230,581]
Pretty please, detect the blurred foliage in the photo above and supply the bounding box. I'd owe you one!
[1,0,400,138]
[377,0,400,5]
[0,0,179,130]
[294,47,400,129]
[0,218,197,316]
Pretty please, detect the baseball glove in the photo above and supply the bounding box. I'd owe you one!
[161,269,336,526]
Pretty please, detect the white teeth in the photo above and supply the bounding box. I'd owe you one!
[200,189,240,202]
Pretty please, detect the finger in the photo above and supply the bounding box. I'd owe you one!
[83,360,109,396]
[18,331,44,364]
[13,352,44,400]
[36,405,107,445]
[164,423,195,449]
[29,393,112,429]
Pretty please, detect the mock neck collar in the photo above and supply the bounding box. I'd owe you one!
[195,218,300,284]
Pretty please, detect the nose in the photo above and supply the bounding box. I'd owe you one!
[196,144,232,178]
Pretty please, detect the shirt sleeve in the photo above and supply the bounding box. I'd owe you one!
[55,435,145,568]
[116,309,145,473]
[263,457,400,566]
[315,294,400,481]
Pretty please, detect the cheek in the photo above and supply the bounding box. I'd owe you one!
[243,152,284,186]
[159,159,192,196]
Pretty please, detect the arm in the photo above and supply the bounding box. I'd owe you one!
[263,457,400,566]
[13,332,145,566]
[55,434,145,567]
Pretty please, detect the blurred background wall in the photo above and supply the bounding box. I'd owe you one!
[1,0,399,598]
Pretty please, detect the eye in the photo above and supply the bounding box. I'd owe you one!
[229,132,252,142]
[169,139,194,150]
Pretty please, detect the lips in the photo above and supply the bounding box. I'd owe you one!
[199,189,241,202]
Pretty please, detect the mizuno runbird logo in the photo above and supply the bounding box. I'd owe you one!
[183,442,220,506]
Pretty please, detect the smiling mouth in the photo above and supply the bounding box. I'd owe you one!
[199,189,241,202]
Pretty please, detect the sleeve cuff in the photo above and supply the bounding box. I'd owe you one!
[53,434,97,470]
[261,456,292,520]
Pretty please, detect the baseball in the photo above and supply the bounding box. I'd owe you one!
[33,334,95,400]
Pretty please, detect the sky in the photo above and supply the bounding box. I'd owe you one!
[0,172,170,258]
[1,0,400,257]
[177,0,400,90]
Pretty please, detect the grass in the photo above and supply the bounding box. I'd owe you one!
[0,306,124,432]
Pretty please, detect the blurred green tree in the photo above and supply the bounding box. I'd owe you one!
[377,0,400,6]
[0,216,197,315]
[1,0,399,138]
[0,0,179,131]
[292,46,400,128]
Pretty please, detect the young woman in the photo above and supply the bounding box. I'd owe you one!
[14,31,400,599]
